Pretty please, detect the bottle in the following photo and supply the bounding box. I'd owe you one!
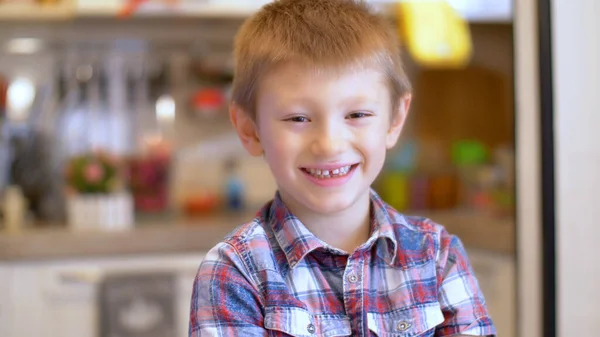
[3,185,27,233]
[224,158,244,211]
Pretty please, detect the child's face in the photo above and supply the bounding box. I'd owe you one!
[231,62,410,217]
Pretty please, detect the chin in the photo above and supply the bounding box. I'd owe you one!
[308,201,351,215]
[300,191,361,215]
[278,177,372,216]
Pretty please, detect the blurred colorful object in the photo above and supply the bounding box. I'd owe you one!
[395,0,472,68]
[224,158,245,211]
[65,151,125,194]
[428,173,458,209]
[378,172,409,212]
[191,87,226,117]
[452,140,488,167]
[183,192,220,216]
[386,141,417,172]
[128,138,172,212]
[0,74,7,116]
[119,0,179,17]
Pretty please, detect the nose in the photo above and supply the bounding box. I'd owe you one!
[310,120,348,157]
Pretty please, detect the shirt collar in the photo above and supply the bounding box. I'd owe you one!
[267,192,330,269]
[368,189,401,266]
[267,189,402,269]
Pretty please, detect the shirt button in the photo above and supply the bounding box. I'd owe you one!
[307,323,316,334]
[396,321,411,332]
[347,272,358,283]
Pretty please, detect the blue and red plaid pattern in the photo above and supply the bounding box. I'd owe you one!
[190,189,496,336]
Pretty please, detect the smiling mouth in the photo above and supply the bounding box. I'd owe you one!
[300,164,358,179]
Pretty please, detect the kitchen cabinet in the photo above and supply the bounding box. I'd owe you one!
[0,250,514,337]
[0,253,204,337]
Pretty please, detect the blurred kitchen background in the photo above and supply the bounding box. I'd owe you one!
[0,1,518,337]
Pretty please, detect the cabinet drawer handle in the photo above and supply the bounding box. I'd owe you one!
[58,271,101,284]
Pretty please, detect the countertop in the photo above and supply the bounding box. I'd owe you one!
[0,209,515,262]
[0,212,252,262]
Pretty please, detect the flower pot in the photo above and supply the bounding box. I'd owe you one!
[67,193,134,231]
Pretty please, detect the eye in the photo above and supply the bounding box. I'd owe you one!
[285,116,310,123]
[347,111,372,119]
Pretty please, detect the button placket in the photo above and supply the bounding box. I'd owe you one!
[343,254,366,335]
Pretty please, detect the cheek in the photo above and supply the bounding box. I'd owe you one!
[359,119,389,144]
[259,123,300,166]
[358,126,389,165]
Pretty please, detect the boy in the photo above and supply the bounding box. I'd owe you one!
[189,0,496,336]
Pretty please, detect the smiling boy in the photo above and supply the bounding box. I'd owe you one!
[189,0,496,336]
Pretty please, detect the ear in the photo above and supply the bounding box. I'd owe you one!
[386,94,412,149]
[230,103,264,156]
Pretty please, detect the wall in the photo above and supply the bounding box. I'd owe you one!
[0,19,516,213]
[552,0,600,335]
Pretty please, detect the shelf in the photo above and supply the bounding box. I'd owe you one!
[0,2,75,21]
[75,0,512,23]
[76,0,268,18]
[0,0,512,23]
[0,212,253,261]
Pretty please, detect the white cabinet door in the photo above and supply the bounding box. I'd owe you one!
[467,249,516,337]
[40,265,99,337]
[7,265,48,337]
[3,254,204,337]
[0,264,13,337]
[3,262,98,337]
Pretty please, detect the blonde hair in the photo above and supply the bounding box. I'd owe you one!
[231,0,412,119]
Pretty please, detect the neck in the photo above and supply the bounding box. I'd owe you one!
[280,191,372,253]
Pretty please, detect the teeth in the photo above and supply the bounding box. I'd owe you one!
[306,165,353,179]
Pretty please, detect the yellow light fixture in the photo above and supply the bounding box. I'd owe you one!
[395,0,473,68]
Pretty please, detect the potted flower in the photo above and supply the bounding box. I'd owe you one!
[64,150,133,231]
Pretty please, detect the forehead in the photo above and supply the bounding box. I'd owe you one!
[258,61,390,107]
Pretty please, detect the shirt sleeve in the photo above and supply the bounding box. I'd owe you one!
[189,242,268,337]
[434,228,497,337]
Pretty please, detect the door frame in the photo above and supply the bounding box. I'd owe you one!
[514,0,550,336]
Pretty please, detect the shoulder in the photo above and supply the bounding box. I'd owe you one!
[400,215,472,276]
[389,211,451,245]
[388,212,464,268]
[201,214,282,276]
[373,192,450,242]
[400,214,457,245]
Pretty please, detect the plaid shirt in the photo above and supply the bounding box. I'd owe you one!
[190,189,496,336]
